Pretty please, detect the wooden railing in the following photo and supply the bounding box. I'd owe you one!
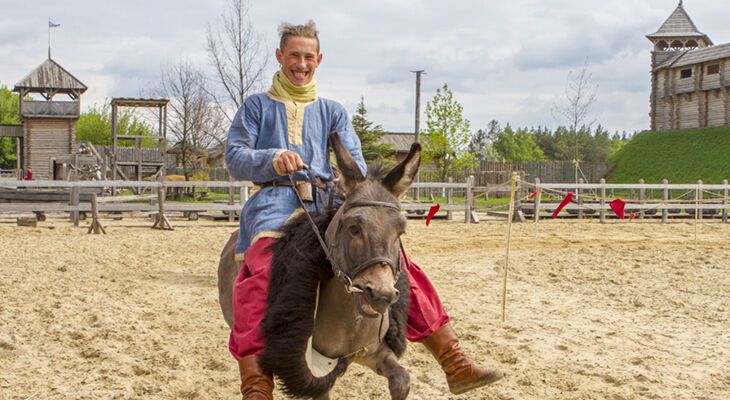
[4,178,728,224]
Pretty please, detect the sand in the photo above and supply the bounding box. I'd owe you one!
[1,215,729,399]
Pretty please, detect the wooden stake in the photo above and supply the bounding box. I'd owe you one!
[152,186,173,230]
[502,172,519,322]
[87,193,106,234]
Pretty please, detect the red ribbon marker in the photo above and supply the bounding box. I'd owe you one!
[630,212,636,220]
[529,190,539,199]
[426,203,440,226]
[609,198,626,219]
[551,192,574,218]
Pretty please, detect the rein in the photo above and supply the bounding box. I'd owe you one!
[287,170,409,295]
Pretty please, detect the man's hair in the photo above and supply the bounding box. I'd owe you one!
[278,20,319,52]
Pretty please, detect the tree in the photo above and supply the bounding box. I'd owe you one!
[468,120,501,162]
[206,0,269,121]
[551,59,599,161]
[76,103,157,146]
[422,83,476,181]
[0,85,20,168]
[493,124,544,162]
[351,97,394,163]
[153,58,227,179]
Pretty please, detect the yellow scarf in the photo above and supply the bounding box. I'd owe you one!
[268,70,317,103]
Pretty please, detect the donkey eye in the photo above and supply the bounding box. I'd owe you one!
[348,225,361,236]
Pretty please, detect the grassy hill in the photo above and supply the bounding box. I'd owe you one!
[606,126,730,183]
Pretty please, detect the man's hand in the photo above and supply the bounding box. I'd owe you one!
[276,151,305,174]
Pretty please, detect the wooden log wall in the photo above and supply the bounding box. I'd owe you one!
[24,118,76,180]
[653,57,730,131]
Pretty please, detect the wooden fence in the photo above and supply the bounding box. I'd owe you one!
[524,178,730,223]
[3,178,729,225]
[0,179,479,224]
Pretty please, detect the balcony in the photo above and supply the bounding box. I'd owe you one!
[20,100,79,118]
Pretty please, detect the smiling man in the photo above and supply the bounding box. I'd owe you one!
[226,20,502,399]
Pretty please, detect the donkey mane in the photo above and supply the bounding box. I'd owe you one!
[261,176,410,398]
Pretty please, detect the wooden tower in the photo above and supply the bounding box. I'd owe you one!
[13,58,87,180]
[647,1,712,60]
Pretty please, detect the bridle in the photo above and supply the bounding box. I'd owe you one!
[288,171,409,295]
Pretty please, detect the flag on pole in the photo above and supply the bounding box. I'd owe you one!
[49,20,60,28]
[425,203,440,226]
[551,192,574,218]
[609,198,626,219]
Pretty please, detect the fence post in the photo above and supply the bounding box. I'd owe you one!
[465,175,474,223]
[638,179,645,219]
[152,186,173,230]
[662,179,669,224]
[577,178,584,219]
[533,178,541,223]
[447,177,453,221]
[70,183,80,227]
[697,180,703,221]
[87,193,106,234]
[599,178,606,223]
[723,179,728,223]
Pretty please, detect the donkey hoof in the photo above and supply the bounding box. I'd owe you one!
[388,372,410,400]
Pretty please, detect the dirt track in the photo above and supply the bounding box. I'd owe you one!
[1,216,729,399]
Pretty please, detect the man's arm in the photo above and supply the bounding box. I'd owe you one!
[225,100,297,182]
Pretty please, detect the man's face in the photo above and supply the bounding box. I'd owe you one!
[276,36,322,87]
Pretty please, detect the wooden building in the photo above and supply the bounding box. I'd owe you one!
[648,1,730,131]
[380,132,415,163]
[13,58,87,179]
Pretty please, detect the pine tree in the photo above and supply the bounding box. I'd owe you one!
[351,97,394,163]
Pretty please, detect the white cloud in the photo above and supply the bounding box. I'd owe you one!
[1,0,727,134]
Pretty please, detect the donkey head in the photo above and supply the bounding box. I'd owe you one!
[325,132,421,317]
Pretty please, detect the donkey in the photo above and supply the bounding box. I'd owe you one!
[218,133,421,399]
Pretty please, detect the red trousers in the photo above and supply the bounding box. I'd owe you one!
[229,237,450,359]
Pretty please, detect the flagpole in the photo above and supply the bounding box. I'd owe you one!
[48,17,51,58]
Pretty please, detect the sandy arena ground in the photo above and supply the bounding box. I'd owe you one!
[1,213,729,399]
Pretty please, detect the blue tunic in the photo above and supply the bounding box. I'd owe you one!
[225,93,366,257]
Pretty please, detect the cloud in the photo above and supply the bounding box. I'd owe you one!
[0,0,725,134]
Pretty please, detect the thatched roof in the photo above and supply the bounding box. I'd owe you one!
[14,58,87,93]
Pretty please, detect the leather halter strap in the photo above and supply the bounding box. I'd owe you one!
[288,171,404,294]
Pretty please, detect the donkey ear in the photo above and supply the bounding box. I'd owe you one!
[382,143,421,198]
[329,131,365,193]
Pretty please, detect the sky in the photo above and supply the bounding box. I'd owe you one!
[1,0,729,135]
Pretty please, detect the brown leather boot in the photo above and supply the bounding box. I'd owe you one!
[422,324,504,394]
[238,355,274,400]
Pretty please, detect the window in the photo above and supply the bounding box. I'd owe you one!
[680,68,692,79]
[707,64,720,75]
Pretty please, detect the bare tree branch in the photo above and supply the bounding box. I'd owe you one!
[151,59,226,178]
[206,0,269,122]
[551,58,599,160]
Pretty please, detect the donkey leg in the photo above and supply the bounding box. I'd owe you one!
[313,392,330,400]
[360,347,410,400]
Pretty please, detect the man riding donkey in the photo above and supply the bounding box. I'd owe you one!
[225,20,503,399]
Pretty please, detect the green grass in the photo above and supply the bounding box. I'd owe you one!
[408,195,510,208]
[607,126,730,183]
